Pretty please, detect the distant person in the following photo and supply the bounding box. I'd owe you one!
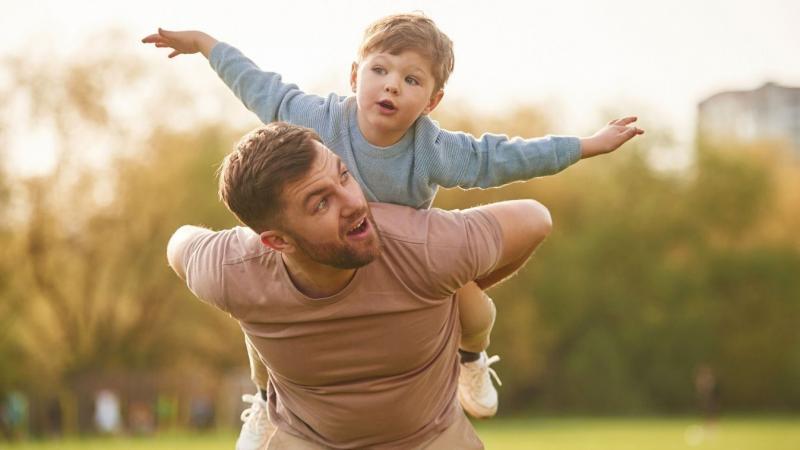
[694,364,719,425]
[145,13,644,448]
[94,389,121,434]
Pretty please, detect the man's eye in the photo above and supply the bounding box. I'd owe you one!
[316,198,328,212]
[341,170,350,181]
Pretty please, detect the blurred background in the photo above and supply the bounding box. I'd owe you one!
[0,0,798,448]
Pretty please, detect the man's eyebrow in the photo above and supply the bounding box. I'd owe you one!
[302,158,344,207]
[302,186,328,207]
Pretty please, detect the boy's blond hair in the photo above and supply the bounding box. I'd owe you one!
[357,13,454,94]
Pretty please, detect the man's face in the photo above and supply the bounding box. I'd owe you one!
[350,50,442,145]
[278,142,380,269]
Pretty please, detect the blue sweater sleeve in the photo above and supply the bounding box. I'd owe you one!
[422,120,582,189]
[208,42,329,128]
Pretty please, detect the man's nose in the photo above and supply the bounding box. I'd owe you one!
[340,185,364,217]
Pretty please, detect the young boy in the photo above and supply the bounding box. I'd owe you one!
[143,13,643,449]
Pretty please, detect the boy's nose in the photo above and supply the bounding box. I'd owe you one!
[383,82,399,94]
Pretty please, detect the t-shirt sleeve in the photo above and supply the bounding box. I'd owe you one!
[167,225,237,314]
[421,208,504,298]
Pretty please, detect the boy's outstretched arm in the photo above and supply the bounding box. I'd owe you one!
[141,28,218,59]
[579,116,645,159]
[430,115,645,189]
[141,28,328,129]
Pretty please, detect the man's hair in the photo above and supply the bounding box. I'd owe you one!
[218,123,322,232]
[357,13,454,94]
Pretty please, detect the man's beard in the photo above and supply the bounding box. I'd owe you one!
[288,211,381,270]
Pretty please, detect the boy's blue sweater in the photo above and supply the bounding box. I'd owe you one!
[210,42,581,209]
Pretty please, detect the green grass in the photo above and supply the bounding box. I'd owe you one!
[5,417,799,449]
[473,416,800,449]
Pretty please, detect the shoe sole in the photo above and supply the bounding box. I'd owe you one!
[458,387,497,419]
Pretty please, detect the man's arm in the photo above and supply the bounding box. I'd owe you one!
[165,224,232,313]
[141,29,327,127]
[166,224,210,281]
[428,117,644,189]
[469,200,552,290]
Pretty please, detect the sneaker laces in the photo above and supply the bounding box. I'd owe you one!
[239,393,268,433]
[484,354,502,387]
[466,354,502,387]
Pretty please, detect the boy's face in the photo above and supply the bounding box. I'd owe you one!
[350,50,443,146]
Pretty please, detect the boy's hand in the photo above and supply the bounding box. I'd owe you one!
[141,28,218,59]
[579,117,644,159]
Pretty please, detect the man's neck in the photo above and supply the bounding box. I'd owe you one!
[281,254,356,298]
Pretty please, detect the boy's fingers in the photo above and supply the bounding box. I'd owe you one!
[141,34,161,43]
[617,116,638,126]
[168,50,180,58]
[624,126,644,138]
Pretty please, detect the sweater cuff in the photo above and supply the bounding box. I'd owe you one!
[552,136,582,170]
[208,41,231,70]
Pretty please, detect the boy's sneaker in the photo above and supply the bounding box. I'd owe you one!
[458,352,502,419]
[235,392,270,450]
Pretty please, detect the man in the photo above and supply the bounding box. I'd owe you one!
[167,122,553,449]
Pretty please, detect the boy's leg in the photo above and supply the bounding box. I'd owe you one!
[456,281,501,419]
[457,281,496,353]
[236,334,272,450]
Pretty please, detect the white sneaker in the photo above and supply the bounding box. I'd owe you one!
[235,392,270,450]
[458,352,502,419]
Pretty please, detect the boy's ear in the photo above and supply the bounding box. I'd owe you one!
[422,89,445,115]
[260,230,295,254]
[350,62,358,93]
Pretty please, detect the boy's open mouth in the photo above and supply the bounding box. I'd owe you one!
[377,100,396,111]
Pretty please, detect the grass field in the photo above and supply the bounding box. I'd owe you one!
[5,417,799,449]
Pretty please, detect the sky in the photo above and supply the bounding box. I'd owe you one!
[2,0,799,173]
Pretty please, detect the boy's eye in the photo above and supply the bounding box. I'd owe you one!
[372,67,386,75]
[405,77,419,86]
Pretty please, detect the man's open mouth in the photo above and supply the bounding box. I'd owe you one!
[346,217,369,236]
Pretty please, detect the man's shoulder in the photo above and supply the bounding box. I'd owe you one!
[370,203,494,246]
[191,226,271,266]
[222,226,272,265]
[371,203,437,243]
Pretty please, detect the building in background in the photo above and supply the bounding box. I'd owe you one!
[697,82,800,156]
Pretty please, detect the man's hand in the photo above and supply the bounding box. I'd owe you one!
[141,28,218,59]
[579,116,645,159]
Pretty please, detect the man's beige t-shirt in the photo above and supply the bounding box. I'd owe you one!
[176,203,503,449]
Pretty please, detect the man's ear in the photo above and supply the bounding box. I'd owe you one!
[422,89,444,115]
[260,230,294,254]
[350,62,358,93]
